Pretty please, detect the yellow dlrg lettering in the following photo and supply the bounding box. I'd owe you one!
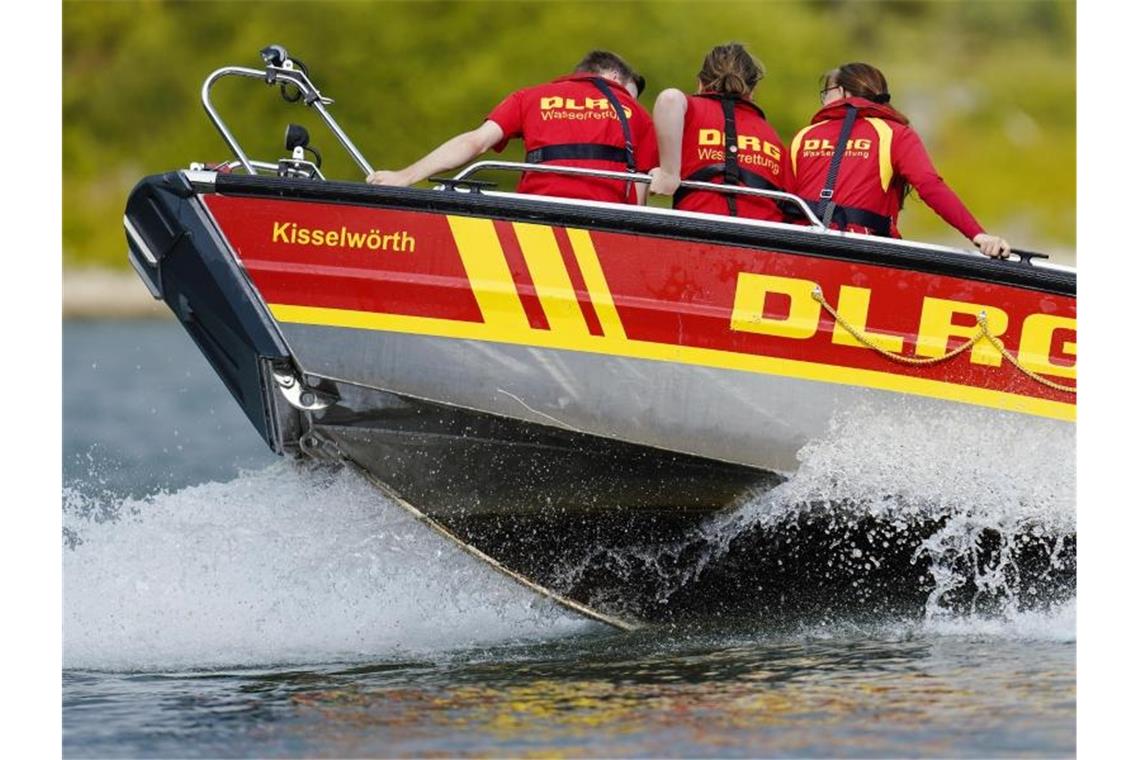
[698,128,723,146]
[1017,314,1077,379]
[851,138,872,151]
[804,138,835,152]
[830,286,904,352]
[915,297,1009,366]
[540,96,563,110]
[730,273,821,340]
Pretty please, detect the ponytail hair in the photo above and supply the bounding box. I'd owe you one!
[698,43,764,99]
[824,62,909,125]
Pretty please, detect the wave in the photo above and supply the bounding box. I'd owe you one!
[64,399,1075,670]
[63,461,593,672]
[551,399,1075,624]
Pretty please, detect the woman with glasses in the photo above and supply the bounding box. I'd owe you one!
[790,62,1010,258]
[648,42,790,220]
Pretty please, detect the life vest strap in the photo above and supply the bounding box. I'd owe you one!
[819,105,860,228]
[720,98,741,216]
[526,144,631,165]
[590,77,637,174]
[813,202,892,236]
[673,163,780,209]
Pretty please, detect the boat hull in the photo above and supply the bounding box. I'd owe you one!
[124,170,1076,621]
[125,168,1076,496]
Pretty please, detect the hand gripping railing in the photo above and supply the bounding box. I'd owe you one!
[201,51,374,177]
[450,160,826,228]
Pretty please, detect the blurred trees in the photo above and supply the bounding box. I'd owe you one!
[63,0,1075,266]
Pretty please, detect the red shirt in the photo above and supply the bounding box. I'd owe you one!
[486,73,658,204]
[676,94,789,221]
[789,97,984,239]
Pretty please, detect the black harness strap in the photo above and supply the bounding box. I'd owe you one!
[526,144,630,164]
[681,163,781,190]
[672,163,780,208]
[719,97,741,216]
[590,77,636,173]
[828,204,892,237]
[818,104,859,228]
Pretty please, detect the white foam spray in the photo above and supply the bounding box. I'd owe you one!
[63,461,592,672]
[707,397,1075,629]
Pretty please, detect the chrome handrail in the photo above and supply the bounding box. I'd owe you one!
[211,159,282,175]
[201,58,374,177]
[212,159,326,180]
[450,160,825,228]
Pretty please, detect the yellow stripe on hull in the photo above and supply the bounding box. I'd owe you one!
[446,215,531,330]
[268,302,1076,423]
[512,222,591,336]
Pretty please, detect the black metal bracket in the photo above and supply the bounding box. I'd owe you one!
[1011,248,1050,267]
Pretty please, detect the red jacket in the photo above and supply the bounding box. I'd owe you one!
[486,73,658,204]
[789,97,984,239]
[674,94,789,221]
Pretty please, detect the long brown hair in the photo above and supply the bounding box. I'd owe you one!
[823,62,909,125]
[698,43,764,98]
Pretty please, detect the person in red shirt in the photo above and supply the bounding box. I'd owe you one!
[789,62,1010,257]
[648,43,789,221]
[367,50,658,205]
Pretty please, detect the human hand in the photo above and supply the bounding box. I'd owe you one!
[973,233,1011,259]
[648,167,681,196]
[366,170,410,186]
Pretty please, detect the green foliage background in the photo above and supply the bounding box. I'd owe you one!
[64,0,1075,268]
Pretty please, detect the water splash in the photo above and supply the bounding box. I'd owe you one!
[63,396,1076,670]
[918,597,1075,642]
[552,398,1075,625]
[63,461,593,672]
[722,399,1073,616]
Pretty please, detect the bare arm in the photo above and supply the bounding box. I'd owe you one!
[649,88,687,195]
[368,120,505,186]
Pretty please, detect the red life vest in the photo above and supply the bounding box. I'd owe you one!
[789,97,983,239]
[486,73,659,204]
[672,93,789,220]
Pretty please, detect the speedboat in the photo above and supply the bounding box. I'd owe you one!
[124,47,1076,628]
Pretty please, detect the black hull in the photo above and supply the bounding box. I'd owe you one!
[309,390,1076,625]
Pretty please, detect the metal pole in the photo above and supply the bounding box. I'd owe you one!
[200,66,267,175]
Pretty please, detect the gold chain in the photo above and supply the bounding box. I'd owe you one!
[811,287,1076,394]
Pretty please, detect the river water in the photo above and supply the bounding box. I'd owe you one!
[62,319,1075,758]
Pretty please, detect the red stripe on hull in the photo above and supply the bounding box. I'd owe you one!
[493,220,551,331]
[551,226,605,336]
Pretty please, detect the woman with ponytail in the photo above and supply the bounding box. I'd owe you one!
[789,62,1010,257]
[649,43,790,220]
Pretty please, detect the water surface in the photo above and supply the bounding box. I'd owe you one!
[62,319,1075,758]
